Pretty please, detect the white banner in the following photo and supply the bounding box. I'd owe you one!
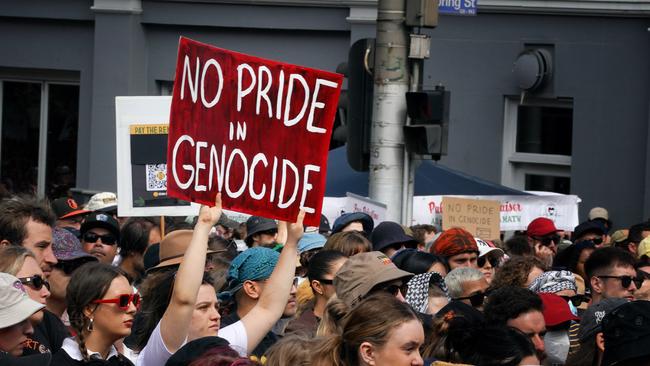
[412,194,581,232]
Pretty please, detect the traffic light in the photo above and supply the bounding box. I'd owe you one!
[403,85,450,160]
[345,38,375,172]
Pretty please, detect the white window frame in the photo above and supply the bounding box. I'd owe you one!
[0,79,79,198]
[501,96,572,192]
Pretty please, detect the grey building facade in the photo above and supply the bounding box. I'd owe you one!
[0,0,648,228]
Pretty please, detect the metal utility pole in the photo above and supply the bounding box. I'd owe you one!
[368,0,410,223]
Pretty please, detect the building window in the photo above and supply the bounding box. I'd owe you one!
[501,97,573,194]
[0,80,79,198]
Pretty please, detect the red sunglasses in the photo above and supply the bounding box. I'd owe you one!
[93,293,141,310]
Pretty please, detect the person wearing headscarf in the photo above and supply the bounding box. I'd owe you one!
[405,272,450,315]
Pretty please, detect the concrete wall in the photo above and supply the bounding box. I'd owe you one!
[0,1,648,227]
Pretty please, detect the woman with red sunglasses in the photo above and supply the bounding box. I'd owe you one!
[51,262,137,365]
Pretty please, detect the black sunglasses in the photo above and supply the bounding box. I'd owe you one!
[560,294,591,307]
[371,283,407,297]
[591,237,603,245]
[534,234,561,246]
[598,275,643,289]
[454,290,489,308]
[19,275,50,291]
[83,232,117,245]
[477,256,499,268]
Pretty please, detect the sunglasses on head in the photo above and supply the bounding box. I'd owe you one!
[559,294,591,307]
[477,256,499,268]
[83,232,117,245]
[534,234,561,246]
[454,290,489,308]
[598,275,643,289]
[19,275,50,291]
[93,293,141,311]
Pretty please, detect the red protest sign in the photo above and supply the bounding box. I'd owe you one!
[167,37,343,226]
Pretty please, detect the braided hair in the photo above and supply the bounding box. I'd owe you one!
[66,262,127,361]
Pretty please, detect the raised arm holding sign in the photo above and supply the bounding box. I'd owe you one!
[167,37,343,226]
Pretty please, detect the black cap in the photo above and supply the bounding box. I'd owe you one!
[245,216,277,242]
[51,197,89,219]
[331,212,374,236]
[80,213,120,240]
[602,301,650,365]
[370,221,418,252]
[572,221,605,241]
[165,336,231,366]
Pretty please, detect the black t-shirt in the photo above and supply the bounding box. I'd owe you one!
[22,310,70,356]
[0,352,51,366]
[51,350,135,366]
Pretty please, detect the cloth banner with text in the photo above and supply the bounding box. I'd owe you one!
[167,37,343,226]
[412,194,581,232]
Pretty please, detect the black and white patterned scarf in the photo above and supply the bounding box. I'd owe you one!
[405,272,449,313]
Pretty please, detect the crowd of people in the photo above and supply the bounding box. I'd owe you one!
[1,192,650,366]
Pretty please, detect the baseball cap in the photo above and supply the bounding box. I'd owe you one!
[370,221,418,252]
[578,298,627,341]
[334,251,413,308]
[51,197,89,219]
[298,232,327,254]
[475,238,504,258]
[331,212,374,236]
[216,213,239,230]
[589,207,609,220]
[84,192,118,212]
[638,237,650,259]
[0,273,45,328]
[538,293,579,327]
[610,229,629,247]
[527,217,558,237]
[52,227,97,261]
[245,216,277,242]
[80,213,120,240]
[602,301,650,366]
[572,221,605,241]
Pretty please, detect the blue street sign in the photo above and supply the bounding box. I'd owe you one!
[439,0,477,15]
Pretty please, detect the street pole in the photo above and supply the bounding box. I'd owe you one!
[369,0,409,223]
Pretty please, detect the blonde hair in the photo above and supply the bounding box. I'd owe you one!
[312,293,420,366]
[265,333,317,366]
[316,296,348,337]
[0,245,35,275]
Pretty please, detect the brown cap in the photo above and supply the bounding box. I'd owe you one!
[334,251,413,308]
[153,230,219,269]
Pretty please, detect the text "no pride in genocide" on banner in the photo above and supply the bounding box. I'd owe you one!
[167,37,343,226]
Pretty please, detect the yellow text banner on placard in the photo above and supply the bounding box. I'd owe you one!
[129,124,169,135]
[442,196,501,240]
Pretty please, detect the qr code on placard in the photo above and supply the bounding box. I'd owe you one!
[146,164,167,192]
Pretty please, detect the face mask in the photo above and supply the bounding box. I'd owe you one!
[544,330,570,365]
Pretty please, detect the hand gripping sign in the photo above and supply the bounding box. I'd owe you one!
[167,37,343,226]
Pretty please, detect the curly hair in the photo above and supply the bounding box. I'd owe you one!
[491,256,546,290]
[484,286,543,326]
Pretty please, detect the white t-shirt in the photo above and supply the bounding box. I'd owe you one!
[136,320,248,366]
